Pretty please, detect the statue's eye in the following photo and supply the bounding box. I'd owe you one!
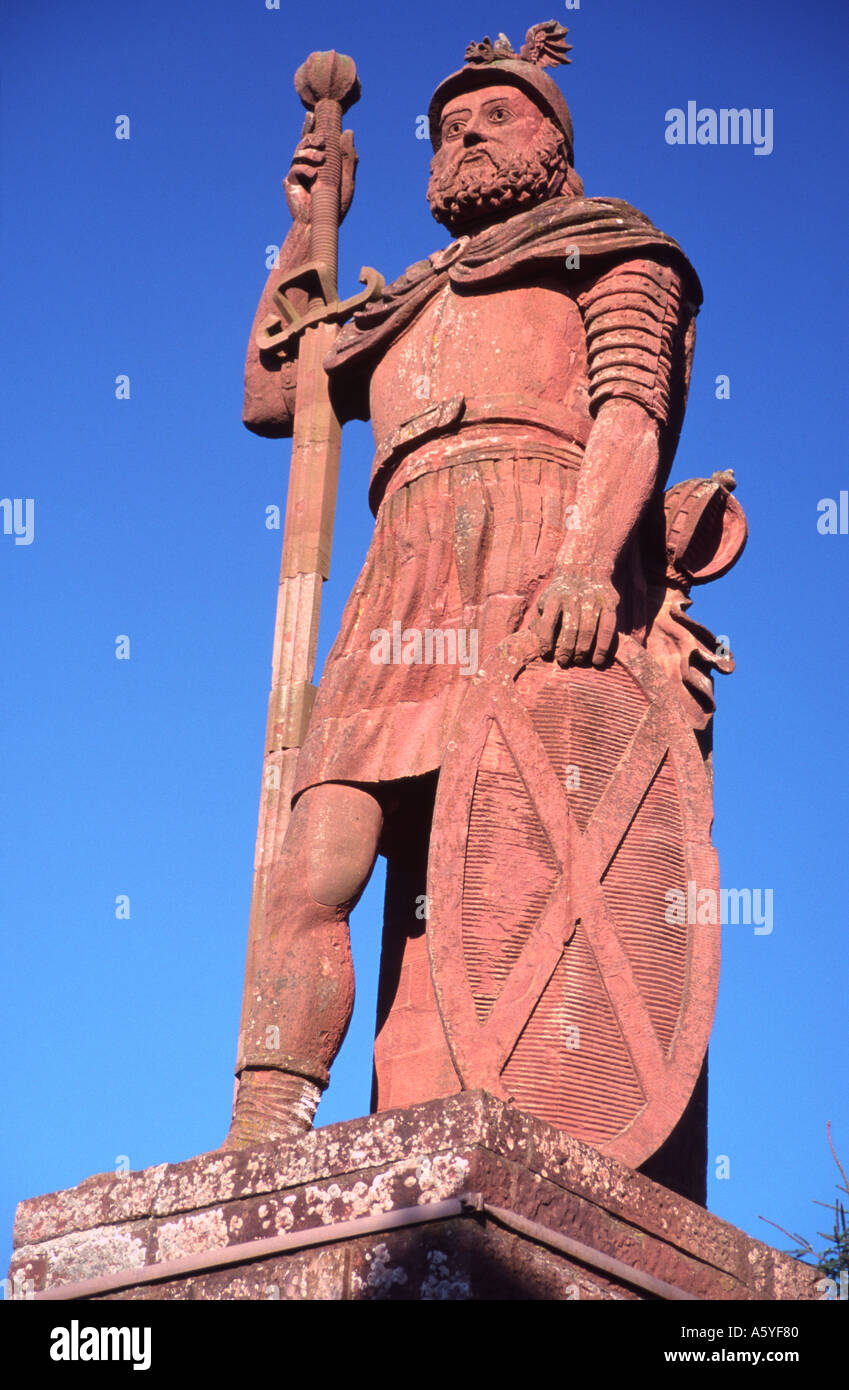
[444,120,465,139]
[490,107,510,122]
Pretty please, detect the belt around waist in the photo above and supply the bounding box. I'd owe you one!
[369,393,589,513]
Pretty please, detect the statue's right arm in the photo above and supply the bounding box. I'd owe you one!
[242,221,310,439]
[243,126,358,439]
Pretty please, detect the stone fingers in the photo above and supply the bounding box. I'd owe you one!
[533,591,563,658]
[592,607,618,667]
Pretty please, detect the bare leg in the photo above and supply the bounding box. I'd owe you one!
[223,782,383,1148]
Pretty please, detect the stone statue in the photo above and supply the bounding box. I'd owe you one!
[224,23,746,1199]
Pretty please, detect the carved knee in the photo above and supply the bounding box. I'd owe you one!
[302,784,383,910]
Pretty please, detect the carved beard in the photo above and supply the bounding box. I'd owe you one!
[427,125,570,233]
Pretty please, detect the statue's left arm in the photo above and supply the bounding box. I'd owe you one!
[531,257,686,665]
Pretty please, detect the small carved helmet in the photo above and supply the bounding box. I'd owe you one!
[663,470,748,586]
[428,21,575,162]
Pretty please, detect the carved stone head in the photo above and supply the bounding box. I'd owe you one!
[427,84,573,233]
[426,22,582,234]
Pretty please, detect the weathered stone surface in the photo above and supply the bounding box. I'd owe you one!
[10,1093,818,1301]
[227,21,748,1197]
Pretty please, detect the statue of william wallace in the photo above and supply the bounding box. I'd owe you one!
[225,21,747,1203]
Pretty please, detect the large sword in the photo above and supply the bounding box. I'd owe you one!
[234,51,381,1084]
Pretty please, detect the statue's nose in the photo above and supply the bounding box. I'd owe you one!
[462,126,486,147]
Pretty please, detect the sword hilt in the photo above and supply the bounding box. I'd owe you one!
[294,51,361,292]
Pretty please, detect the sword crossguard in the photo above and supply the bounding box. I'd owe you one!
[257,261,384,356]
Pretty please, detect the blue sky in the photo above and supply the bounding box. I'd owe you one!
[2,0,847,1277]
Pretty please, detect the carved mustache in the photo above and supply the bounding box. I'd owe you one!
[458,147,496,165]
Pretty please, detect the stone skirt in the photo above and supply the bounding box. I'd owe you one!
[292,437,582,798]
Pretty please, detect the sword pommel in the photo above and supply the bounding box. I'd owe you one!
[294,51,361,113]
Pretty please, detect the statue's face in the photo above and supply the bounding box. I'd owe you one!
[438,85,549,162]
[428,84,570,234]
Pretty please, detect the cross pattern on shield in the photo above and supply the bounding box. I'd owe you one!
[427,630,720,1169]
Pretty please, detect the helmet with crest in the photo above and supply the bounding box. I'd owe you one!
[428,20,575,161]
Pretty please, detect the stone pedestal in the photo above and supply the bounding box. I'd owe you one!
[9,1092,817,1301]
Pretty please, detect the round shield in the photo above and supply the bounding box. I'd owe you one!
[426,629,720,1169]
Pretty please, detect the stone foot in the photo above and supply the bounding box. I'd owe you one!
[220,1068,323,1150]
